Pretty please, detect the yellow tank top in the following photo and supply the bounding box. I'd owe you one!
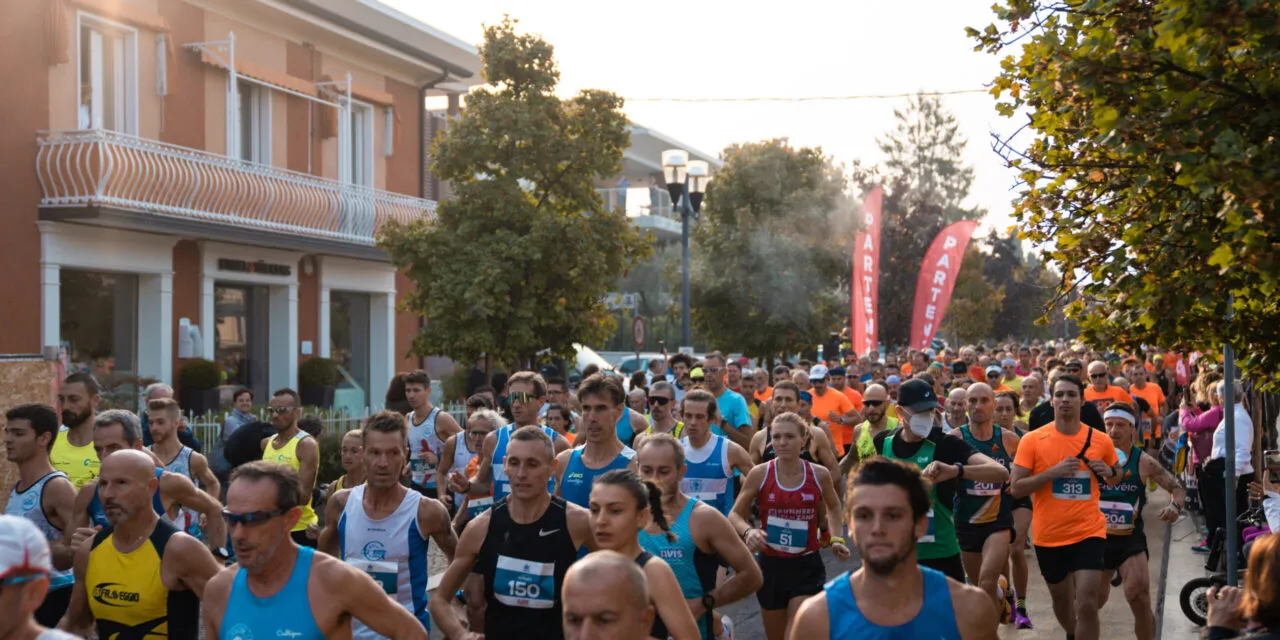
[86,520,198,639]
[50,426,99,490]
[262,431,318,530]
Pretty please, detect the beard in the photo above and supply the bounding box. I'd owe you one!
[62,408,92,427]
[860,538,914,576]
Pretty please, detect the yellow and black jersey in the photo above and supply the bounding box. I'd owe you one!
[86,518,198,639]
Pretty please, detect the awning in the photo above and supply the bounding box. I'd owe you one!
[199,50,320,99]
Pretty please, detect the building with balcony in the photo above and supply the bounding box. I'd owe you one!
[1,0,480,409]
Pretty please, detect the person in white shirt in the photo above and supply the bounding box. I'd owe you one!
[1204,379,1256,548]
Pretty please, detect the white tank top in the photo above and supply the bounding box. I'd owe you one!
[407,408,443,487]
[5,471,75,591]
[452,434,480,507]
[149,445,203,540]
[338,485,432,638]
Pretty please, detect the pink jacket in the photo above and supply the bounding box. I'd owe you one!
[1181,405,1223,465]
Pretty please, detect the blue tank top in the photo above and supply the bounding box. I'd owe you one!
[824,567,961,639]
[617,407,636,446]
[491,424,560,501]
[638,498,701,597]
[558,445,637,508]
[221,546,324,640]
[680,436,735,515]
[88,468,166,528]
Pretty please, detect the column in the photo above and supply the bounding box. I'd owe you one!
[269,283,299,391]
[201,275,216,360]
[40,264,60,350]
[137,273,174,383]
[318,286,331,358]
[369,292,395,410]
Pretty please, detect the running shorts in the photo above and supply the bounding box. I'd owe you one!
[957,523,1015,554]
[756,552,825,610]
[1034,537,1105,584]
[1103,533,1148,571]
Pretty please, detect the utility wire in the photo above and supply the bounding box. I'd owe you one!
[623,88,989,103]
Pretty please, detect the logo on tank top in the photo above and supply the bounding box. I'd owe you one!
[362,540,387,560]
[225,623,254,640]
[22,493,37,511]
[660,549,684,560]
[92,582,141,606]
[801,493,815,502]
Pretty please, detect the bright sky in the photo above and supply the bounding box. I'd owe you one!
[386,0,1025,234]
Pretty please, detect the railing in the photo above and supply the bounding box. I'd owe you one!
[36,129,437,246]
[597,186,677,219]
[187,402,467,446]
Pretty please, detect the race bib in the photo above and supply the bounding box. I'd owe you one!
[1052,470,1092,501]
[410,458,435,485]
[680,477,727,503]
[966,480,1003,496]
[765,517,809,554]
[348,559,398,595]
[494,556,556,609]
[1100,500,1136,533]
[467,496,494,520]
[918,507,936,543]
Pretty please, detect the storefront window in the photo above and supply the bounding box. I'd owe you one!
[330,291,370,410]
[215,285,269,401]
[60,270,138,409]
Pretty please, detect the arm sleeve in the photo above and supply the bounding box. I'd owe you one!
[1183,406,1223,434]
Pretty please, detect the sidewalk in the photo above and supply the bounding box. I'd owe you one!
[1160,505,1211,639]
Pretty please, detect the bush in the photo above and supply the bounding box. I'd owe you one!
[178,359,221,390]
[316,431,346,486]
[299,358,340,388]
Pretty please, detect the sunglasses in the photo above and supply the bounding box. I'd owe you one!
[222,508,288,527]
[1090,373,1108,379]
[987,373,1001,378]
[649,397,671,406]
[268,406,295,415]
[703,367,723,375]
[862,400,885,407]
[690,376,705,382]
[510,391,542,404]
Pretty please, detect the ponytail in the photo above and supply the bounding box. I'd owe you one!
[595,469,676,542]
[644,480,675,542]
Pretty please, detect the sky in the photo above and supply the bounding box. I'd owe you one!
[386,0,1026,235]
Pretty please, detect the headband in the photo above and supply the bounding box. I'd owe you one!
[799,391,813,403]
[1103,408,1136,425]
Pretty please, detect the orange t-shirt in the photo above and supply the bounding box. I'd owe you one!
[1084,385,1134,412]
[901,363,913,376]
[969,366,985,382]
[1013,426,1119,547]
[755,387,773,402]
[840,386,864,411]
[810,388,854,450]
[1128,383,1165,419]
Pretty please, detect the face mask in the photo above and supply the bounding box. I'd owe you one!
[908,413,934,437]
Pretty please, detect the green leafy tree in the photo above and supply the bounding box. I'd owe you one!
[942,247,1005,344]
[380,18,651,368]
[982,231,1062,341]
[688,139,854,360]
[972,0,1280,385]
[853,93,985,348]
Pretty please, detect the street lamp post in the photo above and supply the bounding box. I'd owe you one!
[662,150,709,350]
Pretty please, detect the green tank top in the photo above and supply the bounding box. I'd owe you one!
[1099,445,1146,537]
[955,426,1013,527]
[881,434,960,559]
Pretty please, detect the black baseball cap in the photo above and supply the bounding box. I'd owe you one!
[899,379,939,413]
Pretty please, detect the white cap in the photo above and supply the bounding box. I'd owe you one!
[809,364,830,381]
[0,515,53,580]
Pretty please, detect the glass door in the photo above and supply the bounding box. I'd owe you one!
[215,285,270,400]
[330,291,370,410]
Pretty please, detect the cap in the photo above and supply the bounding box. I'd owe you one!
[898,379,939,413]
[928,361,944,370]
[986,365,1004,377]
[1001,358,1017,367]
[0,515,52,580]
[1152,354,1164,362]
[690,367,704,380]
[809,364,829,381]
[737,356,749,367]
[828,366,846,376]
[886,375,901,385]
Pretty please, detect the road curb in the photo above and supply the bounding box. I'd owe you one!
[1155,518,1173,640]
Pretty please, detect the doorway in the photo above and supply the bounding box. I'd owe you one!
[330,291,370,410]
[215,284,270,401]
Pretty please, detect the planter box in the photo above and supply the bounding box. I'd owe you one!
[178,387,221,416]
[300,386,335,409]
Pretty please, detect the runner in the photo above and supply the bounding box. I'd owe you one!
[544,403,575,439]
[839,383,898,476]
[1084,361,1135,411]
[203,461,429,640]
[561,551,655,640]
[994,391,1034,628]
[58,450,221,639]
[703,353,755,449]
[670,354,696,402]
[674,389,754,516]
[873,379,1009,583]
[1010,375,1121,640]
[943,388,969,433]
[450,371,572,504]
[437,410,499,520]
[259,388,320,548]
[950,383,1020,620]
[754,368,774,402]
[751,384,841,493]
[796,391,837,458]
[429,426,596,640]
[637,433,763,640]
[636,381,684,441]
[0,516,81,640]
[827,366,864,413]
[146,398,220,540]
[1126,368,1166,449]
[740,372,763,428]
[404,370,462,499]
[588,469,702,640]
[3,404,77,627]
[69,410,226,555]
[790,457,997,639]
[1097,402,1184,640]
[326,429,366,503]
[52,373,100,491]
[319,411,458,639]
[556,374,637,512]
[730,412,850,640]
[806,365,858,455]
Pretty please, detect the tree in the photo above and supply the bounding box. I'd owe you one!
[982,230,1060,341]
[972,0,1280,385]
[688,139,854,360]
[942,247,1005,344]
[854,93,985,348]
[380,18,651,368]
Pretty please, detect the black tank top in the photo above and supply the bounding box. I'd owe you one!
[635,551,670,640]
[762,424,817,463]
[478,495,577,640]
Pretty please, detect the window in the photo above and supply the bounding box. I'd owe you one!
[347,101,374,186]
[236,80,271,163]
[78,15,137,133]
[60,270,138,409]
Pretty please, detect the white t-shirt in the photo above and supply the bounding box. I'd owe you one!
[38,629,81,640]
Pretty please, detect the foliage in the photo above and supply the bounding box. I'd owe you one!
[316,432,345,486]
[971,0,1280,386]
[440,363,471,404]
[982,231,1065,341]
[380,17,651,369]
[942,247,1005,344]
[177,359,221,390]
[687,139,854,359]
[298,358,340,388]
[853,93,986,348]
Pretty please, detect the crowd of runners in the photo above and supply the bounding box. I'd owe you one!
[1,341,1269,640]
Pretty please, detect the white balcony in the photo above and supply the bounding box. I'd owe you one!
[598,186,682,240]
[36,129,436,249]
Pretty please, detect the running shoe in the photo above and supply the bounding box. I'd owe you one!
[1191,539,1211,554]
[1014,607,1033,629]
[718,615,734,640]
[998,576,1012,624]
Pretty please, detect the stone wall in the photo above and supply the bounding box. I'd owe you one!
[0,358,59,511]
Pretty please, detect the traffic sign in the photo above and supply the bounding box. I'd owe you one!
[633,316,646,350]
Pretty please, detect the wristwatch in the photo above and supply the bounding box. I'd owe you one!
[701,594,716,613]
[955,463,965,479]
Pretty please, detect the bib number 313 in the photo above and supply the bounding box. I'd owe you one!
[1052,470,1092,501]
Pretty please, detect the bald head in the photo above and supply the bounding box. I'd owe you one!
[966,383,995,427]
[563,551,653,640]
[97,449,159,526]
[945,388,968,427]
[863,384,888,402]
[862,383,889,423]
[102,448,158,480]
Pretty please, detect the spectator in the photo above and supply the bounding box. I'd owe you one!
[1201,379,1256,551]
[222,387,256,440]
[385,372,412,415]
[1204,534,1280,639]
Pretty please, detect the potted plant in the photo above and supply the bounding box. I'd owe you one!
[177,359,222,415]
[299,357,340,408]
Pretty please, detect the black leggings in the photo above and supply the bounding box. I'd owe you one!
[1201,458,1255,551]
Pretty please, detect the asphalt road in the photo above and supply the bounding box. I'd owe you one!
[719,549,859,640]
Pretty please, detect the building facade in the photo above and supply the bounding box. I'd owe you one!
[1,0,480,410]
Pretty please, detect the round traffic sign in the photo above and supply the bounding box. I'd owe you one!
[633,316,646,350]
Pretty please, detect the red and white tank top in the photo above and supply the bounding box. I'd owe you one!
[758,459,822,557]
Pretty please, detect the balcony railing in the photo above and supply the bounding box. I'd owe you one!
[36,129,436,245]
[598,186,677,219]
